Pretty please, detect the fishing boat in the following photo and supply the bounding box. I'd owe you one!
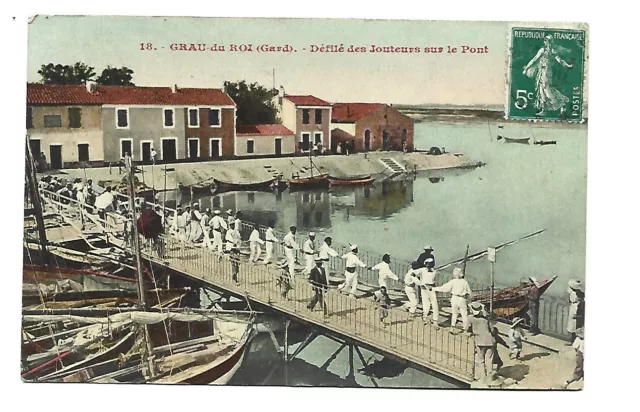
[472,276,558,319]
[328,174,372,181]
[497,135,530,144]
[213,178,277,193]
[287,174,329,190]
[328,176,376,187]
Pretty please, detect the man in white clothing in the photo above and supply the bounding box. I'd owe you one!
[263,221,278,264]
[76,186,86,230]
[183,205,192,243]
[302,232,317,275]
[200,208,212,249]
[338,245,370,298]
[402,261,421,314]
[419,267,440,324]
[233,211,242,231]
[225,226,241,252]
[189,203,203,244]
[318,237,338,263]
[226,209,235,229]
[434,267,472,330]
[170,206,181,238]
[373,254,398,289]
[282,226,299,278]
[210,210,227,252]
[249,224,265,263]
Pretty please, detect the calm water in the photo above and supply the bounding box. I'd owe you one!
[184,120,587,388]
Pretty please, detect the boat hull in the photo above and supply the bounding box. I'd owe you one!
[213,178,277,193]
[503,137,530,144]
[287,174,329,190]
[328,177,375,186]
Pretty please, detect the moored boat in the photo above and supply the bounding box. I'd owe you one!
[497,135,530,144]
[328,177,376,186]
[287,174,329,190]
[328,174,372,181]
[213,178,277,193]
[471,276,558,319]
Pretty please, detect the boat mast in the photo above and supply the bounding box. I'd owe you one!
[125,158,156,378]
[25,137,49,265]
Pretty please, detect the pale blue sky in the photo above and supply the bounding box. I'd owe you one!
[28,16,540,105]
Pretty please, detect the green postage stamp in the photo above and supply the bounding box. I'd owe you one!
[507,27,587,122]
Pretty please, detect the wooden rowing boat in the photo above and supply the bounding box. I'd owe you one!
[328,177,376,186]
[213,178,277,193]
[498,136,530,144]
[472,276,558,319]
[287,174,329,190]
[534,140,557,146]
[328,174,372,181]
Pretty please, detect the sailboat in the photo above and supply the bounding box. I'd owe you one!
[288,146,329,189]
[23,156,255,385]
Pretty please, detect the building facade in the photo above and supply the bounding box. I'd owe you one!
[274,94,332,154]
[26,83,237,168]
[235,124,295,157]
[331,103,414,152]
[27,84,105,168]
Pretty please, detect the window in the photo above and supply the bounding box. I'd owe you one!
[314,132,322,145]
[302,109,310,124]
[302,212,310,226]
[163,109,174,127]
[26,107,33,129]
[208,109,220,127]
[246,139,254,154]
[212,196,221,208]
[303,193,310,203]
[301,133,310,151]
[78,144,89,162]
[116,108,129,128]
[315,109,322,124]
[188,108,199,127]
[68,108,82,128]
[44,115,62,128]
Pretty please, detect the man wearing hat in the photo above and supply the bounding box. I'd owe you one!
[200,208,212,249]
[466,301,496,382]
[419,266,439,325]
[170,205,182,238]
[302,232,317,275]
[567,279,585,344]
[307,256,329,316]
[263,221,279,264]
[225,224,242,253]
[402,261,422,315]
[282,226,299,278]
[249,223,265,263]
[209,210,228,253]
[225,209,235,229]
[338,245,370,299]
[434,267,472,330]
[189,203,203,244]
[526,277,542,335]
[182,205,192,243]
[417,245,436,270]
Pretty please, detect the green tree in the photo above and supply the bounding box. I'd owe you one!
[223,80,278,125]
[38,62,96,84]
[96,66,135,86]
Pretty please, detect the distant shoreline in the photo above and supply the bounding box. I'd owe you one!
[397,107,588,125]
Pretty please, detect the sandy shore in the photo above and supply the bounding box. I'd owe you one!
[48,151,483,191]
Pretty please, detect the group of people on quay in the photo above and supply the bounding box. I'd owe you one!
[35,174,585,386]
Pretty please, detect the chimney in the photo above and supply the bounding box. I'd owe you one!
[86,81,97,93]
[172,84,178,93]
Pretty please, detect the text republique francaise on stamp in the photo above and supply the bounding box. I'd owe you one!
[507,28,586,122]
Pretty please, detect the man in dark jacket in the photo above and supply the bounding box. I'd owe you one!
[416,245,436,269]
[307,257,329,316]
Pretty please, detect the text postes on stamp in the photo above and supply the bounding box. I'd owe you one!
[507,27,586,122]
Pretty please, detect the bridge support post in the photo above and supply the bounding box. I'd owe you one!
[284,318,290,385]
[347,344,355,384]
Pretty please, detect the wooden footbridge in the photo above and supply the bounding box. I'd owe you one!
[33,187,477,385]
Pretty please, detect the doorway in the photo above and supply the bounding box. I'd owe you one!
[382,129,391,150]
[120,139,133,158]
[141,142,152,163]
[162,138,177,162]
[210,138,221,159]
[275,138,282,156]
[188,138,199,160]
[29,139,41,158]
[49,145,62,169]
[364,129,371,151]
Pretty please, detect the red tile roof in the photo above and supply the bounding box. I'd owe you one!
[236,124,294,136]
[284,95,331,107]
[331,103,386,122]
[27,83,236,106]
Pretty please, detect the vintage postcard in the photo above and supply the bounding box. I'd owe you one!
[22,16,588,390]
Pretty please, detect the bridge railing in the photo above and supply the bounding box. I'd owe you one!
[138,233,476,381]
